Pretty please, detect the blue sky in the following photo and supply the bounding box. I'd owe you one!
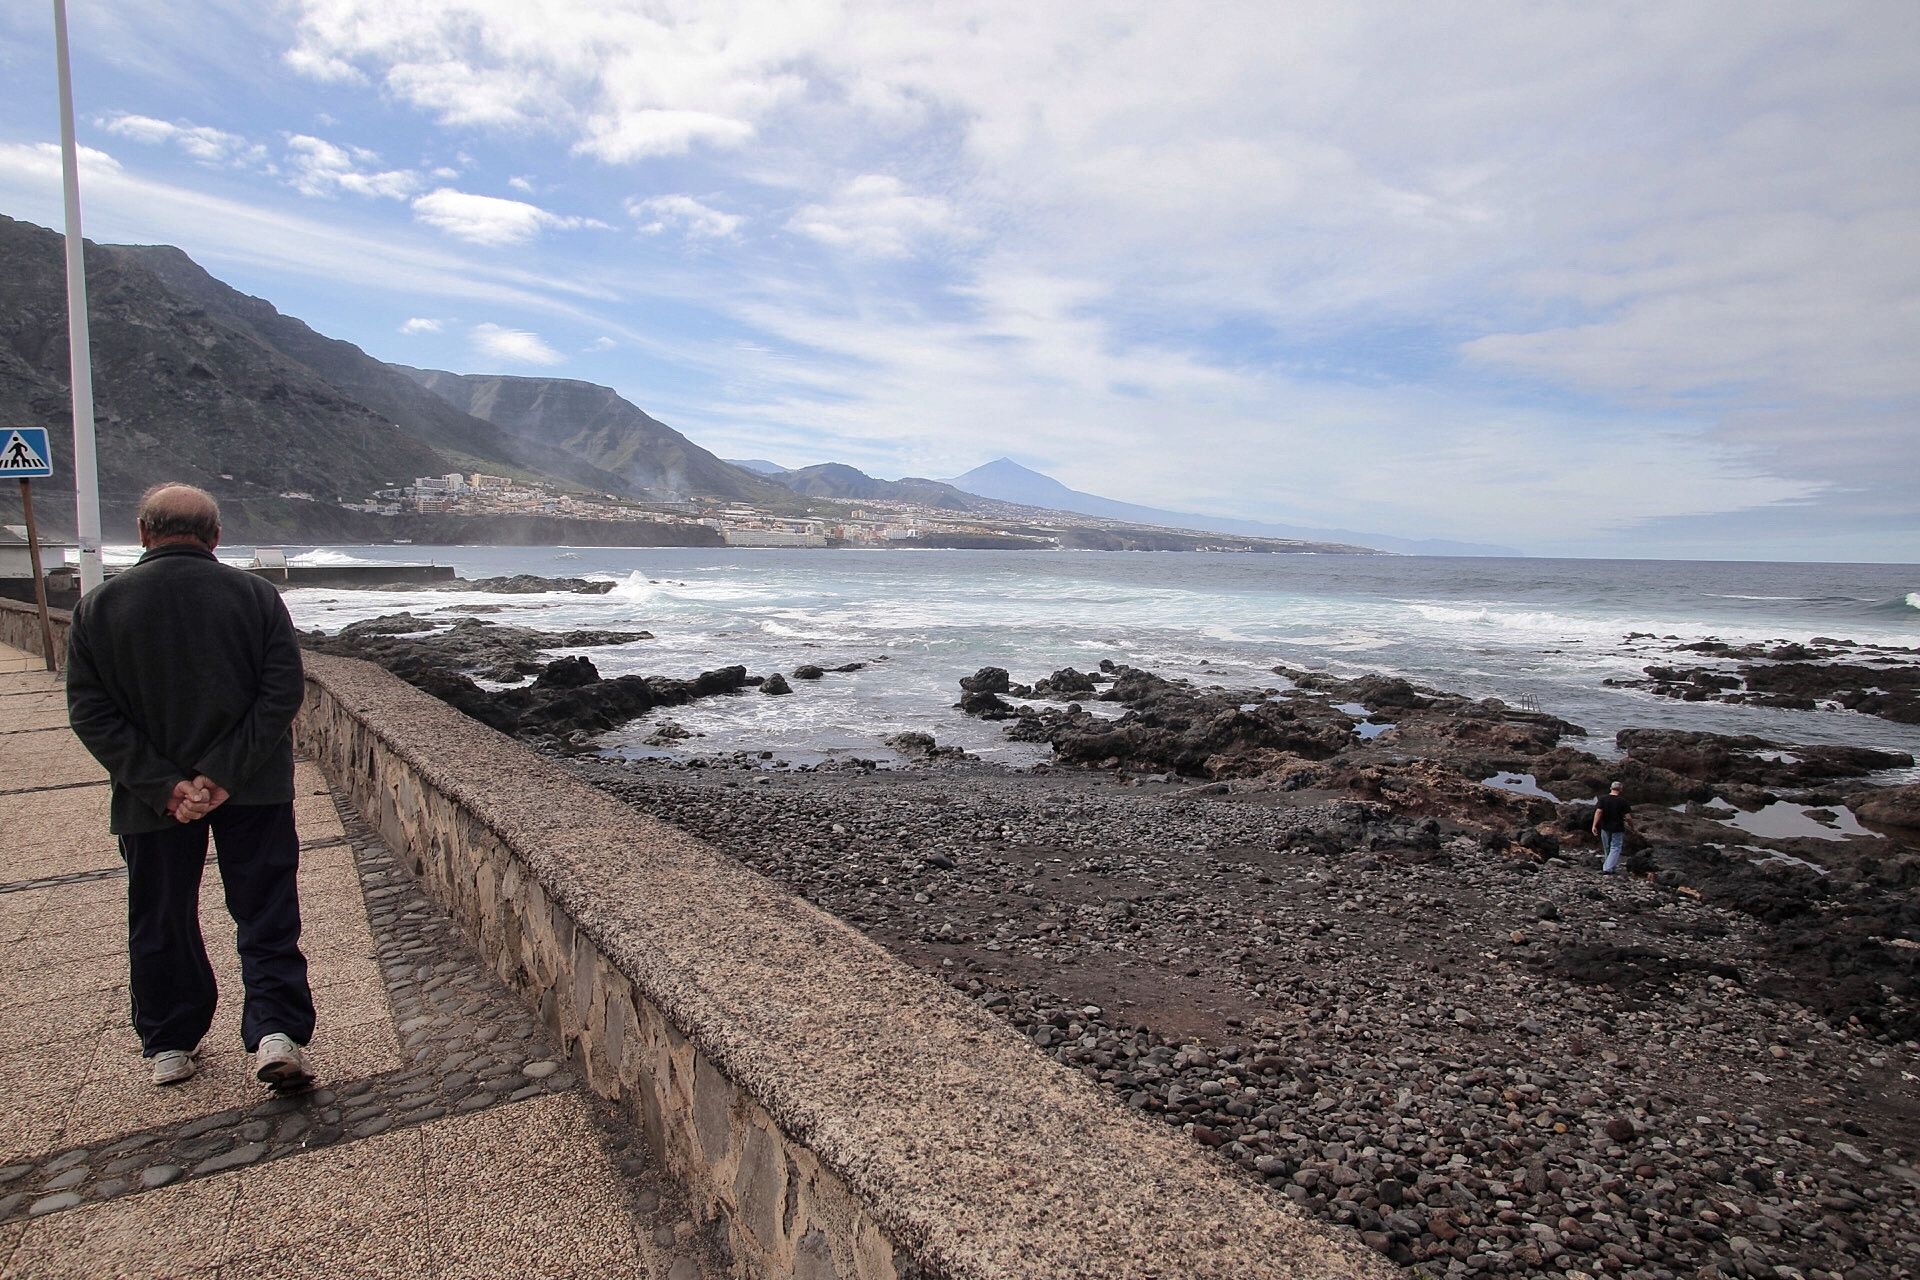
[1,1,1916,560]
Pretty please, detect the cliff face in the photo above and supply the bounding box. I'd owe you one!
[0,216,672,537]
[113,245,635,497]
[0,215,450,529]
[401,368,783,504]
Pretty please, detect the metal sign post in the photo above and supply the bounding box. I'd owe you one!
[1,427,60,671]
[19,481,58,671]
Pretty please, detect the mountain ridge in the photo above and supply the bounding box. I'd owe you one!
[945,458,1520,556]
[767,462,986,511]
[400,368,785,504]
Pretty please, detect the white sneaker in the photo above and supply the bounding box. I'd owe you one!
[253,1033,314,1091]
[150,1048,198,1087]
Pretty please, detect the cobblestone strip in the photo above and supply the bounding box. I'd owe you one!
[0,778,719,1276]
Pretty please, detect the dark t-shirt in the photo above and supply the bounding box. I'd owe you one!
[1595,794,1631,832]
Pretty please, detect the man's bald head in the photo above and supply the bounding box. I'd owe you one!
[137,484,221,549]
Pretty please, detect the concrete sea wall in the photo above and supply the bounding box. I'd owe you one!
[0,596,65,667]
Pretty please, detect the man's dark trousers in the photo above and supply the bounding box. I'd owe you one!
[121,801,314,1056]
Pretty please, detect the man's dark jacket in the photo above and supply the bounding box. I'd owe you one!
[66,544,304,835]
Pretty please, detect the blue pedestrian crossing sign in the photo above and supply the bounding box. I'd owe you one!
[0,428,53,478]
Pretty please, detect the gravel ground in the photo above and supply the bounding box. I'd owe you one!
[570,754,1920,1280]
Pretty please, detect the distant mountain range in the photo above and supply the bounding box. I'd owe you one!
[0,213,1509,554]
[725,455,1519,555]
[758,462,987,512]
[941,458,1519,557]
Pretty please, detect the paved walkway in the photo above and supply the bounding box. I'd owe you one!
[0,644,716,1278]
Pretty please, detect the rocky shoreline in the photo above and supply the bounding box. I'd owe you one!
[570,754,1919,1278]
[1607,634,1920,725]
[302,602,1920,1277]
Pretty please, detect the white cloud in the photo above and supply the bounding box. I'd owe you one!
[99,113,264,167]
[586,336,616,351]
[410,187,601,245]
[0,140,625,325]
[282,45,362,84]
[788,175,965,258]
[400,317,443,334]
[0,141,122,179]
[575,109,756,163]
[507,175,533,193]
[283,1,795,156]
[471,322,564,365]
[627,194,742,239]
[284,134,417,199]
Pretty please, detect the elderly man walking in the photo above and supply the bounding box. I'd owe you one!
[65,483,315,1089]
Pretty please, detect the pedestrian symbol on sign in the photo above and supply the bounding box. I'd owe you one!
[0,428,54,478]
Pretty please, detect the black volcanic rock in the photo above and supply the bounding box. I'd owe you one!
[959,667,1012,693]
[375,574,617,595]
[306,617,751,741]
[1616,728,1912,787]
[1851,784,1920,830]
[1611,641,1920,725]
[305,614,651,683]
[962,664,1352,776]
[532,655,601,689]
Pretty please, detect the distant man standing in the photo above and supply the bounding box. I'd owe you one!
[1592,780,1632,876]
[66,484,315,1090]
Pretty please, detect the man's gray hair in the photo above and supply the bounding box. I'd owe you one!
[137,483,221,545]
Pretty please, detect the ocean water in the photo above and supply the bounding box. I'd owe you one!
[184,545,1919,769]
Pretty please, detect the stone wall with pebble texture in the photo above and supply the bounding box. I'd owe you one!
[0,597,66,665]
[295,652,1394,1280]
[296,661,900,1280]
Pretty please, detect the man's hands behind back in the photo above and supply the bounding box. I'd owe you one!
[167,775,231,823]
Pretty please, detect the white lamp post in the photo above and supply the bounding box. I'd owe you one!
[52,0,104,592]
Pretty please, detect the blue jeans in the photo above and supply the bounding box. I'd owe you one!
[1599,830,1625,874]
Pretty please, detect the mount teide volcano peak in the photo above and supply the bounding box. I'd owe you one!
[946,457,1520,556]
